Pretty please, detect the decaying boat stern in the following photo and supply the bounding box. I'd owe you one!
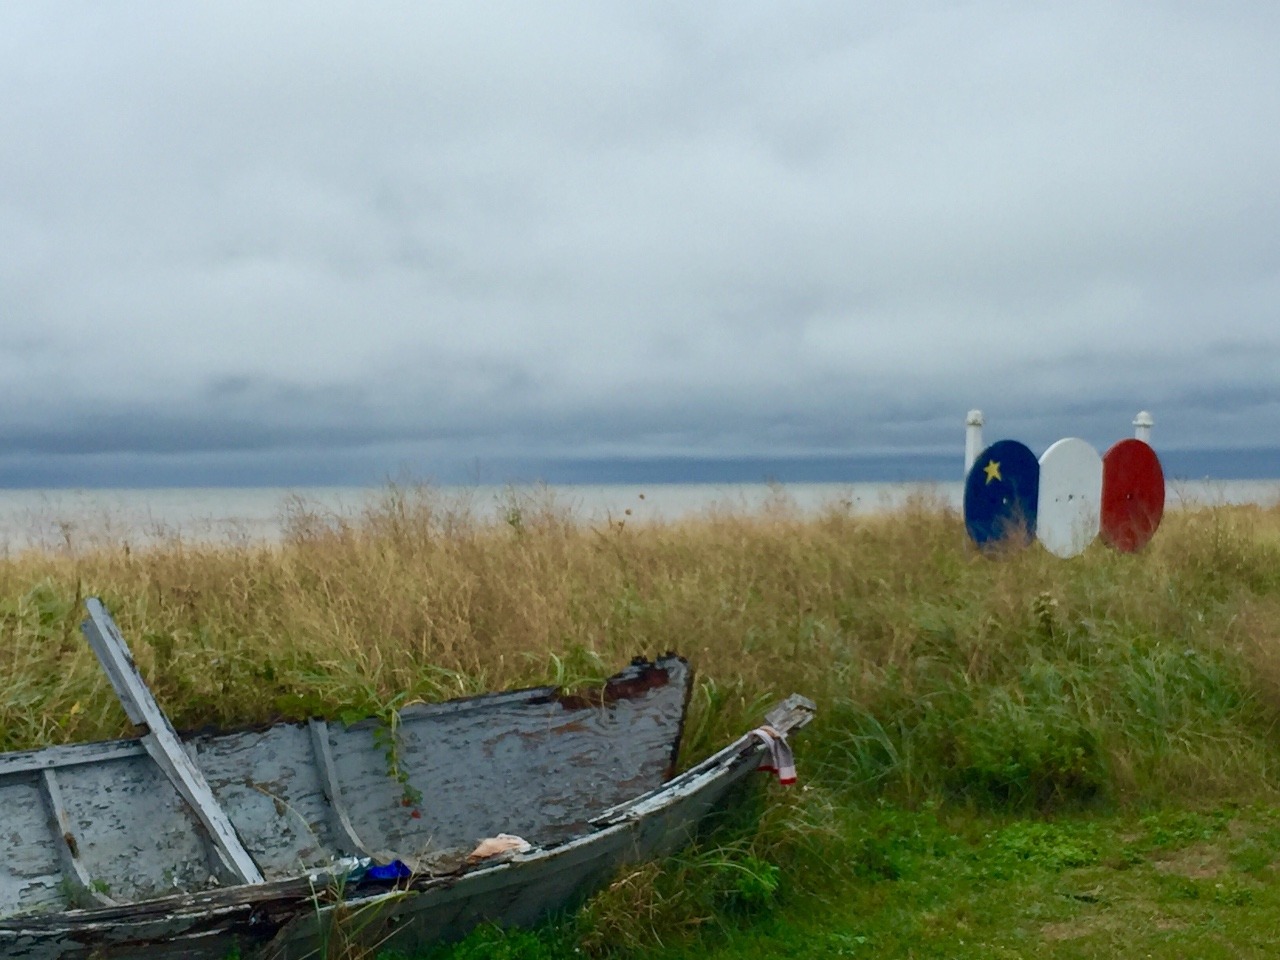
[0,600,814,959]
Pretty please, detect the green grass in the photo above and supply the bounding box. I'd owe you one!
[413,803,1280,959]
[4,484,1280,957]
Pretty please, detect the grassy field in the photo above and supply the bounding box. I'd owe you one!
[4,484,1280,957]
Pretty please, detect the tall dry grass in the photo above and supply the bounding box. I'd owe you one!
[3,484,1280,809]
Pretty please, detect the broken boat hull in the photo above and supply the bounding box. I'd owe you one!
[0,600,814,959]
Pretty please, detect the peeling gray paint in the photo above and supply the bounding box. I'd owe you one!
[0,602,815,959]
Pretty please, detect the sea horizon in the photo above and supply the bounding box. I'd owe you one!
[1,477,1277,552]
[3,445,1277,490]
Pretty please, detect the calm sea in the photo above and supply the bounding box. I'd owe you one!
[1,480,1277,551]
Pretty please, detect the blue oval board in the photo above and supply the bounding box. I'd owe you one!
[964,439,1040,551]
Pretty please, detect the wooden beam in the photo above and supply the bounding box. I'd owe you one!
[80,598,265,885]
[308,719,373,858]
[0,738,147,780]
[38,767,117,908]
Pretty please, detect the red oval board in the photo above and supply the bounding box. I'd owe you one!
[1100,438,1165,552]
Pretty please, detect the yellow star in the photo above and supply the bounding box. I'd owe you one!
[983,459,1002,484]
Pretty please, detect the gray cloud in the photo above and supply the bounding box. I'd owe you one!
[1,2,1278,486]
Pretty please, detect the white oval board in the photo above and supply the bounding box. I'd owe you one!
[1037,437,1103,558]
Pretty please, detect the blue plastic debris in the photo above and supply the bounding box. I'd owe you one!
[364,859,412,881]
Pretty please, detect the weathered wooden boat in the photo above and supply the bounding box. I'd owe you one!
[0,599,814,959]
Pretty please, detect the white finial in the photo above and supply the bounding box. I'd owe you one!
[964,409,985,476]
[1133,410,1153,444]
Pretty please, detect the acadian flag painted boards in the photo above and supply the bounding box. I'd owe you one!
[963,439,1039,550]
[964,436,1165,556]
[1100,438,1166,552]
[1037,438,1103,559]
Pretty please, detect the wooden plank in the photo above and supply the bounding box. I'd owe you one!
[307,719,373,858]
[38,768,116,908]
[0,739,147,781]
[764,693,818,733]
[79,598,265,885]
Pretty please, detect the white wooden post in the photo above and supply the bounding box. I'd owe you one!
[964,409,985,476]
[1133,410,1153,444]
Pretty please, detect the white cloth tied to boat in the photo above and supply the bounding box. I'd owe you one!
[750,724,797,785]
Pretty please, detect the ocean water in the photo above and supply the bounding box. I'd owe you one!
[1,479,1277,551]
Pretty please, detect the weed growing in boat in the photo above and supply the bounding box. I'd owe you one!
[361,694,424,811]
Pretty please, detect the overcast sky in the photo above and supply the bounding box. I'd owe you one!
[2,2,1277,487]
